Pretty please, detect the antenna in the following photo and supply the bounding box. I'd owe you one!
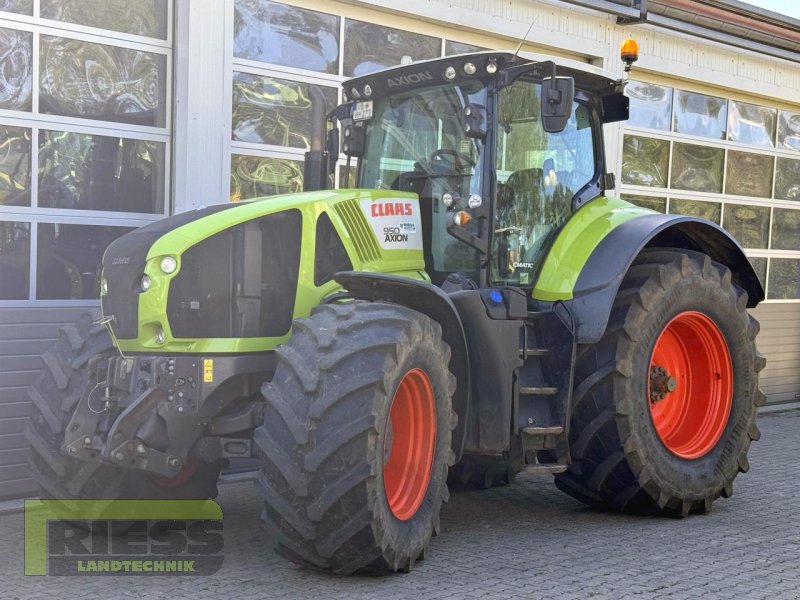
[512,17,537,60]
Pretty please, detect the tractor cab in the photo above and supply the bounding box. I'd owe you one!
[320,51,629,289]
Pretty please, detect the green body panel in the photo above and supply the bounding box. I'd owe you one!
[108,189,427,354]
[532,196,655,302]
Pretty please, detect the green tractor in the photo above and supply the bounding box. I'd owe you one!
[27,46,765,574]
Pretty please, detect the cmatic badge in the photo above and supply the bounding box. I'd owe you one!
[360,198,423,251]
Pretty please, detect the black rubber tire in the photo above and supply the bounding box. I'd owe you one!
[555,249,766,516]
[26,312,222,504]
[256,301,457,574]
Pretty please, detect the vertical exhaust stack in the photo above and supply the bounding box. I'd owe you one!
[303,85,328,192]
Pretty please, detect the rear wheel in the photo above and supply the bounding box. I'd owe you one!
[555,250,765,516]
[256,302,456,574]
[26,312,222,505]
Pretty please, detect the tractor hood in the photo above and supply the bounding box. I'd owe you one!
[100,189,427,354]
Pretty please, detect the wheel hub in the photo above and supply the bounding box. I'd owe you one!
[649,365,677,403]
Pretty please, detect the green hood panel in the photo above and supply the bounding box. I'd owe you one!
[105,190,428,354]
[532,196,656,302]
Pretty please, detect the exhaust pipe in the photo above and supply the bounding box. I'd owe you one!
[303,85,328,192]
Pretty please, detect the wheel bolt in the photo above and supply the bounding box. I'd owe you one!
[114,452,125,462]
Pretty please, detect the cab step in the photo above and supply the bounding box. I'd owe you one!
[519,348,550,358]
[519,386,559,396]
[521,426,564,436]
[523,464,567,474]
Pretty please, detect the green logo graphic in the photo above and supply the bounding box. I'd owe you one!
[25,499,224,576]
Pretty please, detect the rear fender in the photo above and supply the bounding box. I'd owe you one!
[334,271,471,461]
[566,214,764,344]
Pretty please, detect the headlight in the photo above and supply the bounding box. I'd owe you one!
[101,278,108,294]
[155,327,165,344]
[160,256,177,274]
[140,274,151,292]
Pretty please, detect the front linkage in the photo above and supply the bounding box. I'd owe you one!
[63,352,272,478]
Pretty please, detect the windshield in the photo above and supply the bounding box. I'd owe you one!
[358,81,487,190]
[357,81,488,282]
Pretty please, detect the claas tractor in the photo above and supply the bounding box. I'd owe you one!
[27,43,766,574]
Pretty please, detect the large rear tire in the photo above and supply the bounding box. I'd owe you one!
[26,312,222,504]
[256,302,457,574]
[555,250,766,516]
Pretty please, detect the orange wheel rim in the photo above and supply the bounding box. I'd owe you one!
[383,368,437,521]
[648,311,733,459]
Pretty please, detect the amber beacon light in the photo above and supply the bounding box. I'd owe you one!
[620,37,639,73]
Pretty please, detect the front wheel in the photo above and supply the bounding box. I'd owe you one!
[256,302,457,574]
[555,250,766,516]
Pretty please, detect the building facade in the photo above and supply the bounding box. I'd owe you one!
[1,0,798,498]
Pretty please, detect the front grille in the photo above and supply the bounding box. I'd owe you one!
[167,209,302,339]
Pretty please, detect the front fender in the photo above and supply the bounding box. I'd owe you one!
[566,213,764,343]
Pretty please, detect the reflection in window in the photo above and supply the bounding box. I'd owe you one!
[775,157,800,202]
[626,81,672,130]
[37,223,133,300]
[233,0,340,74]
[767,258,800,300]
[621,135,669,187]
[41,0,168,39]
[725,151,773,198]
[777,110,800,152]
[728,101,776,148]
[620,193,666,213]
[670,143,724,193]
[771,208,800,251]
[0,28,32,111]
[344,19,440,77]
[38,130,165,214]
[0,220,29,299]
[748,256,767,287]
[230,154,303,201]
[232,73,337,149]
[723,204,770,249]
[445,40,487,55]
[669,198,721,223]
[673,90,727,139]
[39,36,167,127]
[0,0,31,14]
[0,125,31,206]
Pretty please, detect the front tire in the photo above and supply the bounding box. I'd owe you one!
[555,250,766,516]
[256,302,457,574]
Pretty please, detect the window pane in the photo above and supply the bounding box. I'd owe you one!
[775,157,800,201]
[777,110,800,152]
[344,19,440,77]
[722,204,770,249]
[727,100,776,148]
[0,220,29,299]
[39,130,165,214]
[621,135,669,187]
[40,36,167,127]
[0,28,32,111]
[669,198,721,223]
[0,125,31,206]
[670,143,724,193]
[230,155,303,201]
[748,256,767,286]
[445,40,486,55]
[41,0,168,39]
[233,0,340,75]
[625,81,672,130]
[620,193,666,213]
[767,258,800,300]
[338,164,357,187]
[771,208,800,251]
[673,90,727,139]
[0,0,31,15]
[232,73,337,149]
[37,223,133,299]
[725,151,773,198]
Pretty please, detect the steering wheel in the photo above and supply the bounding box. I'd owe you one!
[429,149,476,174]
